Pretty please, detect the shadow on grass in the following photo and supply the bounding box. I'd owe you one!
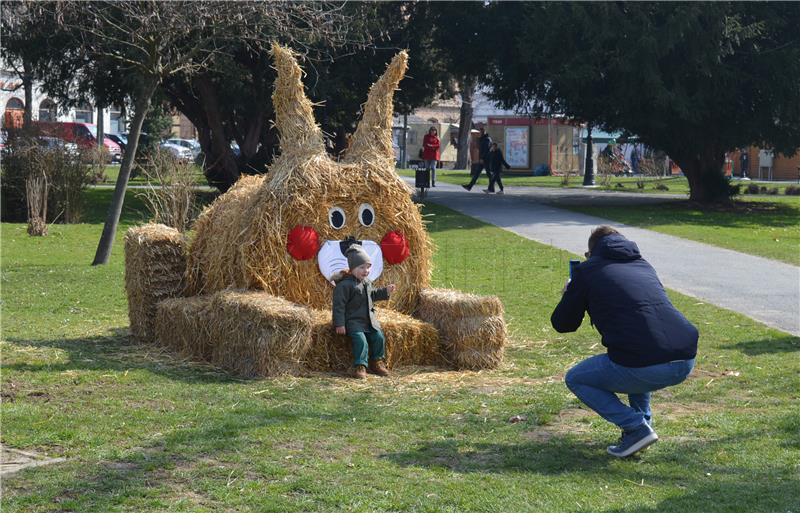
[599,478,800,513]
[723,335,800,356]
[4,330,237,385]
[380,437,613,475]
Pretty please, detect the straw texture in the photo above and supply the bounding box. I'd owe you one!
[304,308,442,372]
[155,290,313,378]
[415,288,507,370]
[125,224,188,342]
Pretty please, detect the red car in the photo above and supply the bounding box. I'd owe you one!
[36,121,122,163]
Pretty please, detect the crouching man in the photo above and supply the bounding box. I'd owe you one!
[551,226,698,458]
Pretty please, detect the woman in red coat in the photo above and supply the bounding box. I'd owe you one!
[422,127,441,187]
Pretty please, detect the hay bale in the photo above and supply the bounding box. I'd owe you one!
[208,290,313,377]
[304,307,442,372]
[415,288,507,370]
[156,290,313,377]
[154,295,215,359]
[125,224,187,342]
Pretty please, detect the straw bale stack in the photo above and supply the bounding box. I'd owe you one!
[304,308,442,372]
[415,288,507,370]
[125,224,187,341]
[155,290,313,378]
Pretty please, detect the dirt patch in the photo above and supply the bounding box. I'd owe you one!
[523,408,596,442]
[1,444,66,475]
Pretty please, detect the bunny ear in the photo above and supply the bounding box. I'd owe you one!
[270,43,325,158]
[344,51,408,164]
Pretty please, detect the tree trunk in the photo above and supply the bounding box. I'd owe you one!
[195,76,239,191]
[22,63,33,127]
[673,147,729,203]
[96,105,105,148]
[92,79,158,265]
[455,77,477,170]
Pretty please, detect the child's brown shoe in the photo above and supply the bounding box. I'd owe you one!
[352,365,368,379]
[368,359,390,377]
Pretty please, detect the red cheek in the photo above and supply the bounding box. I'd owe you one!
[286,225,320,260]
[380,230,410,264]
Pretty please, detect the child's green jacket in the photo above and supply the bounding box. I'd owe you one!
[332,272,390,333]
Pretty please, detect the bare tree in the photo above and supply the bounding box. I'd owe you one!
[49,0,353,264]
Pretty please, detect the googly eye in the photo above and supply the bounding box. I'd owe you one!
[328,207,346,230]
[358,203,375,227]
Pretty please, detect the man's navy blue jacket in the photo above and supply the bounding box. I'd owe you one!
[551,234,698,367]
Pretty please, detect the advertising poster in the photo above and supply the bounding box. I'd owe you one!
[504,126,529,168]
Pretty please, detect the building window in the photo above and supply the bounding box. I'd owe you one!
[110,106,124,133]
[38,99,57,122]
[6,97,24,110]
[74,103,93,123]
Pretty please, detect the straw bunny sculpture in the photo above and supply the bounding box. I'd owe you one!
[125,44,507,376]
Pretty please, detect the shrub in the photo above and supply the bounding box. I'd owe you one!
[767,187,779,195]
[0,128,93,226]
[743,183,760,195]
[654,183,670,191]
[47,147,94,223]
[137,149,198,232]
[784,185,800,196]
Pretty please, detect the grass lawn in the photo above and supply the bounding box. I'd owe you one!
[563,196,800,266]
[102,164,207,185]
[2,190,799,512]
[397,168,800,196]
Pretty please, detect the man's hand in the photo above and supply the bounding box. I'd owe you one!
[387,284,396,295]
[561,279,570,294]
[335,326,346,335]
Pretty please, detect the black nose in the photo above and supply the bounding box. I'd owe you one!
[340,236,362,255]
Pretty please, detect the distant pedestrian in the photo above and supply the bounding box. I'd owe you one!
[630,145,641,175]
[483,142,510,194]
[739,148,749,178]
[462,125,493,191]
[422,127,440,187]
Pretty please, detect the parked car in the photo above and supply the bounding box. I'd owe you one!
[165,138,201,158]
[106,133,127,151]
[35,122,122,163]
[159,141,194,162]
[37,136,79,156]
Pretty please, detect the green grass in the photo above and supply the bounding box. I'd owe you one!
[2,190,799,512]
[397,168,800,196]
[561,196,800,266]
[102,164,207,185]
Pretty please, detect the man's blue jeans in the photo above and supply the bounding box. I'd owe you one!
[349,328,386,367]
[565,354,695,432]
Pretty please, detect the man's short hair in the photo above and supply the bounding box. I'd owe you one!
[588,225,621,252]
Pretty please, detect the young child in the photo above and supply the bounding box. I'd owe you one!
[332,245,396,379]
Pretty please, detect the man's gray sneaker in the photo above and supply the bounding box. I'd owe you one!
[607,423,658,458]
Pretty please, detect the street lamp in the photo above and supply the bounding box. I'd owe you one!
[583,122,595,186]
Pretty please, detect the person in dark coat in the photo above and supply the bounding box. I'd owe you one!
[332,245,396,379]
[463,125,493,191]
[483,142,510,194]
[551,226,698,458]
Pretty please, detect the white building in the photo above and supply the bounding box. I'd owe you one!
[1,70,126,132]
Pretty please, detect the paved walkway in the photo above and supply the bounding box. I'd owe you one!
[405,179,800,336]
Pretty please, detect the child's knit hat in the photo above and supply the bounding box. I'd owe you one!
[346,245,371,269]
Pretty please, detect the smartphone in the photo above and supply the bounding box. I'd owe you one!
[569,259,581,280]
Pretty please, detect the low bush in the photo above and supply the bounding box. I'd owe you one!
[784,185,800,196]
[137,149,198,232]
